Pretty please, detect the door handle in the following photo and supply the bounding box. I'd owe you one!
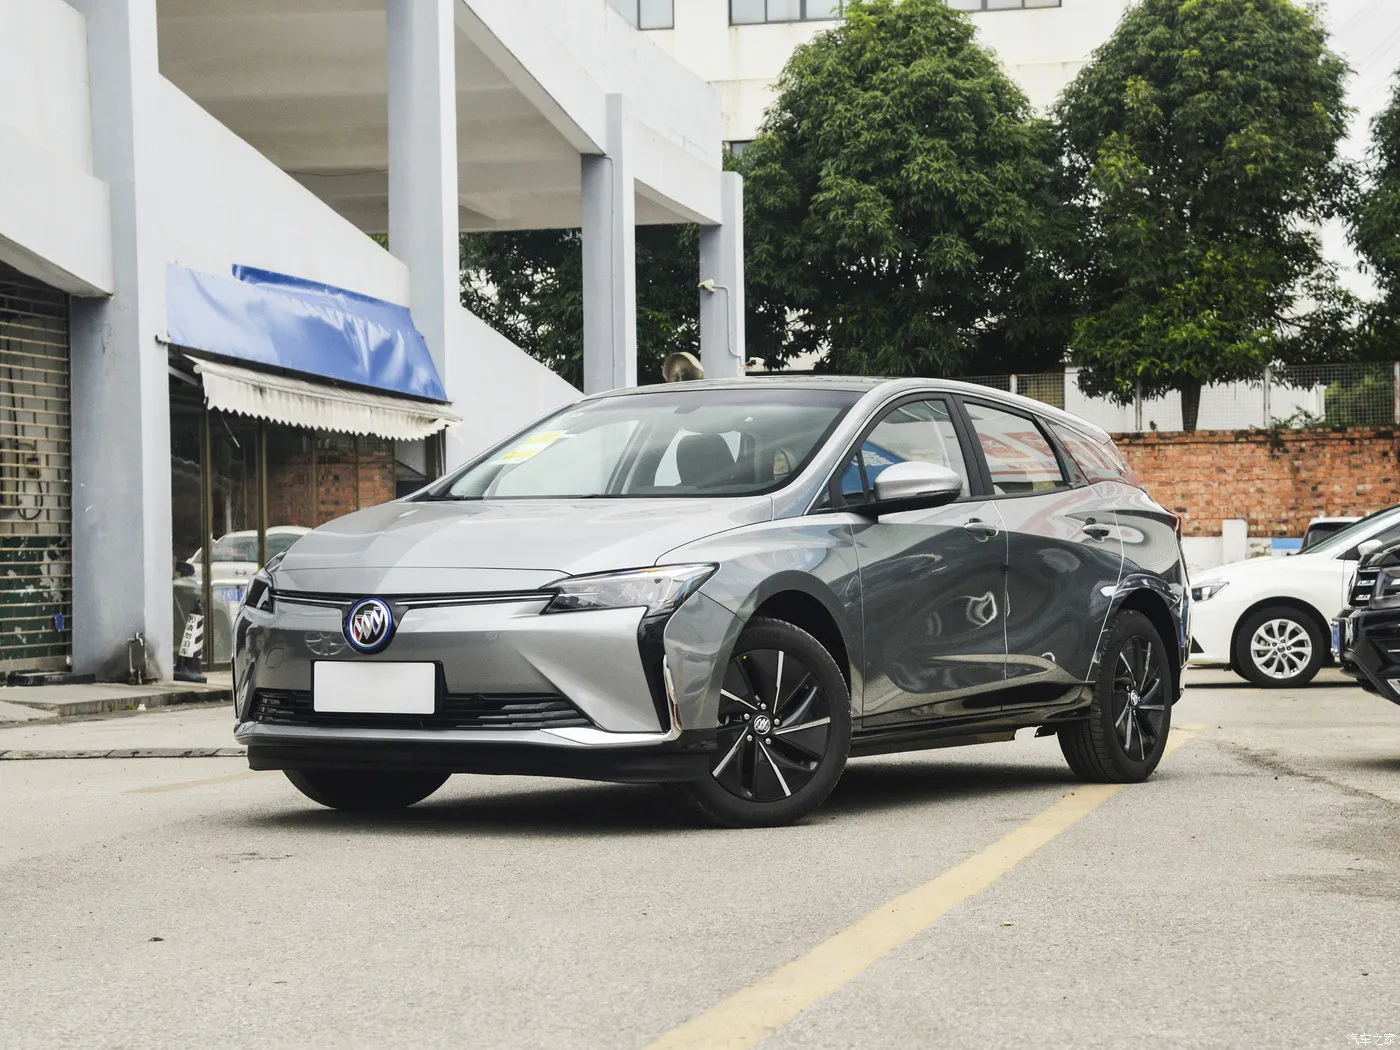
[1081,521,1112,540]
[963,519,1000,540]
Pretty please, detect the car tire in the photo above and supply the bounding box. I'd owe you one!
[1060,610,1173,783]
[679,617,851,828]
[1231,605,1325,688]
[284,769,449,811]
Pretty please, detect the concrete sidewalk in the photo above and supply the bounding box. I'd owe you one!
[0,674,230,724]
[0,703,240,757]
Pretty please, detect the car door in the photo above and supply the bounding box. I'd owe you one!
[834,396,1009,729]
[959,399,1124,702]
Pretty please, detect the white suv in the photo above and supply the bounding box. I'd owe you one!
[1189,507,1400,686]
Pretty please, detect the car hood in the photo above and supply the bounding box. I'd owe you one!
[1194,552,1329,585]
[271,496,773,594]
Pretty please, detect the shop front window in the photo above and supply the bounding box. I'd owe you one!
[171,357,406,672]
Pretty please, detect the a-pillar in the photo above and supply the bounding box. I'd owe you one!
[581,95,637,394]
[67,0,173,680]
[699,171,746,379]
[387,0,460,469]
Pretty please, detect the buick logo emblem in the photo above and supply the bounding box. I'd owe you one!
[345,598,394,653]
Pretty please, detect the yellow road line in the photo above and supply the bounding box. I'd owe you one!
[127,770,276,794]
[644,727,1201,1050]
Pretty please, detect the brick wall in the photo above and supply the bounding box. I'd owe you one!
[265,433,396,529]
[1114,426,1400,538]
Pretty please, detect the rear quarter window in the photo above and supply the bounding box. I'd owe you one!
[1050,423,1141,487]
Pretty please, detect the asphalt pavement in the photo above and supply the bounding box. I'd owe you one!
[0,669,1396,1049]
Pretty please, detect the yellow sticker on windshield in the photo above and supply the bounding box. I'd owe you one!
[494,431,566,464]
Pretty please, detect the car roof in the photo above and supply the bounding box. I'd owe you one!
[584,376,1114,444]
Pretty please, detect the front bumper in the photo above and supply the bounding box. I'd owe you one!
[1331,604,1400,705]
[240,722,718,782]
[233,586,743,779]
[1186,594,1238,666]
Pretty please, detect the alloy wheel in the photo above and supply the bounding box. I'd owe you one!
[711,648,832,802]
[1110,635,1167,761]
[1249,618,1313,680]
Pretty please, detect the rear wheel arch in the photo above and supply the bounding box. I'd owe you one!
[1112,588,1183,702]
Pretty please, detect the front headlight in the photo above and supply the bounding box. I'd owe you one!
[243,551,284,613]
[243,573,274,612]
[1190,580,1229,602]
[543,564,717,617]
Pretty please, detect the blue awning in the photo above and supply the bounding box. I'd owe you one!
[165,264,447,402]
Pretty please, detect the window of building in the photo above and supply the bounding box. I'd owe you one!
[726,140,754,159]
[608,0,675,30]
[730,0,846,26]
[946,0,1061,11]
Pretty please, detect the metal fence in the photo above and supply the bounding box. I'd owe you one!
[954,363,1400,433]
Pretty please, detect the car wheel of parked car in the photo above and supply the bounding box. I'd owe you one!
[680,617,851,828]
[1232,605,1324,688]
[284,769,450,811]
[1059,610,1172,783]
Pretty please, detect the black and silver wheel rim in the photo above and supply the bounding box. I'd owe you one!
[711,648,832,803]
[1110,635,1167,761]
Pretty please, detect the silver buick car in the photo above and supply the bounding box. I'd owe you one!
[233,378,1187,826]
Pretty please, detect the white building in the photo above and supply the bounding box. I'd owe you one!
[0,0,743,681]
[630,0,1400,168]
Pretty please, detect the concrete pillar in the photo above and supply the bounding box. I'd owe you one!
[387,0,459,471]
[581,95,637,394]
[67,0,173,680]
[1222,519,1248,565]
[699,172,745,379]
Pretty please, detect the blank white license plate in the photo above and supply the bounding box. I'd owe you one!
[313,662,436,714]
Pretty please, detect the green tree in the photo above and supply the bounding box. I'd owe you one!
[1351,72,1400,356]
[1056,0,1354,432]
[739,0,1070,376]
[460,225,700,388]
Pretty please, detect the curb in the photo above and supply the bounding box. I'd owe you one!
[0,689,231,720]
[0,747,246,761]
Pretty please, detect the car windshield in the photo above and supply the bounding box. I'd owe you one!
[434,387,862,500]
[268,532,303,558]
[1304,505,1400,556]
[211,534,259,562]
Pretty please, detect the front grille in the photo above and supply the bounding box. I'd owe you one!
[1350,568,1379,607]
[250,689,592,731]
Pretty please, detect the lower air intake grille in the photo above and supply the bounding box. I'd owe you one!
[250,690,592,731]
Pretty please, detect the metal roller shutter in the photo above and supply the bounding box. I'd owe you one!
[0,262,72,673]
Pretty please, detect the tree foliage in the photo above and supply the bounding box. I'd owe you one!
[739,0,1070,376]
[460,226,699,388]
[1351,73,1400,356]
[1056,0,1354,431]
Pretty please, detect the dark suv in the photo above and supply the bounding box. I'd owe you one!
[1333,539,1400,706]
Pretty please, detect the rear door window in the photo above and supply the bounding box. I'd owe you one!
[964,402,1068,496]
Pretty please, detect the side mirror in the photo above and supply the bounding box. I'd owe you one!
[1356,539,1384,562]
[869,461,963,515]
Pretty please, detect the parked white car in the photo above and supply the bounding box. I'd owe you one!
[1189,507,1400,686]
[186,526,310,597]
